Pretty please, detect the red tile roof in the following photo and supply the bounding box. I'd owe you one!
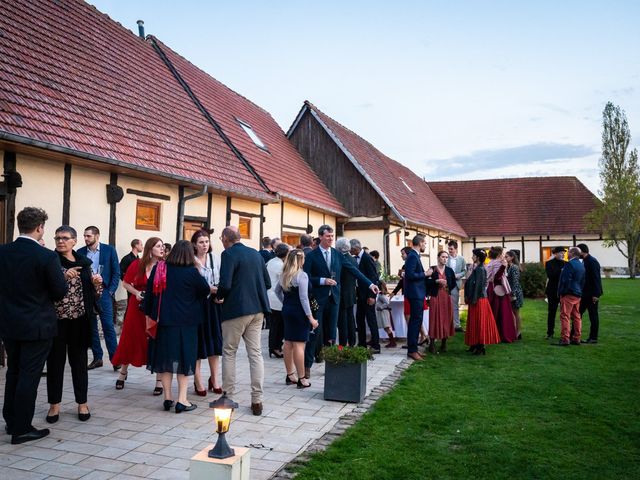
[0,0,271,200]
[428,177,601,236]
[151,40,348,217]
[293,102,466,236]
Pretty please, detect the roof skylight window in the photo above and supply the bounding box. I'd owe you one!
[238,119,268,151]
[400,178,414,193]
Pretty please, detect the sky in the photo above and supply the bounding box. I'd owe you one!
[88,0,640,196]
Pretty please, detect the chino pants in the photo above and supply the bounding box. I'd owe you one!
[580,298,599,341]
[560,294,581,343]
[356,297,379,350]
[221,313,264,404]
[547,294,560,336]
[47,317,89,405]
[451,287,461,328]
[91,292,118,361]
[3,338,52,436]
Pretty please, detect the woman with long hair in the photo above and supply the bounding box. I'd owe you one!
[112,237,164,392]
[426,250,457,354]
[464,249,501,355]
[45,226,102,423]
[145,240,211,413]
[190,229,223,396]
[505,250,524,340]
[486,246,517,343]
[275,249,319,388]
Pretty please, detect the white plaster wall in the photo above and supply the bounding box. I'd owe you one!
[69,166,111,242]
[262,202,282,239]
[209,195,228,256]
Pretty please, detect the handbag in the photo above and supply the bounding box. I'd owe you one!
[493,284,506,297]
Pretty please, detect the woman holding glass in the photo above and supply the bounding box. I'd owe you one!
[46,226,102,423]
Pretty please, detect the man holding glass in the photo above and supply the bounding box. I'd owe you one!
[78,226,120,370]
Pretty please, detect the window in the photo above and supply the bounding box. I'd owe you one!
[136,200,161,231]
[400,177,414,193]
[282,233,301,247]
[238,119,268,151]
[238,217,251,239]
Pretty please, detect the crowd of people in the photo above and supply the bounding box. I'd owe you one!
[0,206,603,445]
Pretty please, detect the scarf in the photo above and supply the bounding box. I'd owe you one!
[153,260,167,294]
[485,258,511,294]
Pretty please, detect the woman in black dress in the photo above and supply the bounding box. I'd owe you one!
[275,250,318,389]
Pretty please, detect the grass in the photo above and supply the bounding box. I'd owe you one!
[293,279,640,479]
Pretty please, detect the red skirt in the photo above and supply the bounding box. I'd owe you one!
[112,296,148,367]
[429,291,454,339]
[465,298,500,346]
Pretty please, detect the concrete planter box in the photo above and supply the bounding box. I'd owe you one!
[323,361,367,403]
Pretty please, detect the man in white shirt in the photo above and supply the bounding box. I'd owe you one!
[447,240,466,332]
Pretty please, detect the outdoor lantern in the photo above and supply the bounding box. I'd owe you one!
[208,392,239,459]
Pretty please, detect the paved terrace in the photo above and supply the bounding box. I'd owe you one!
[0,332,408,479]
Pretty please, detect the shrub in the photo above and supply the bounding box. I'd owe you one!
[520,262,546,298]
[321,345,373,364]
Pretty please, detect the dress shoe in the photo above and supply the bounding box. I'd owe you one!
[11,428,50,445]
[384,340,397,348]
[581,338,598,344]
[87,359,103,370]
[545,334,554,340]
[556,341,570,347]
[407,352,424,361]
[45,413,59,424]
[208,377,223,394]
[112,364,121,372]
[175,402,197,413]
[269,349,284,359]
[251,402,263,416]
[163,400,175,411]
[570,340,581,346]
[78,408,91,422]
[369,347,381,354]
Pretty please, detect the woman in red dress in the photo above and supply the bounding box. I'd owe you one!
[112,237,164,392]
[464,249,501,355]
[486,246,517,343]
[426,250,457,354]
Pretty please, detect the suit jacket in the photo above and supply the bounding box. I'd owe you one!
[119,251,138,280]
[356,251,380,300]
[259,249,275,264]
[216,242,271,320]
[558,257,585,298]
[304,246,374,305]
[145,264,210,327]
[545,258,565,297]
[403,249,426,300]
[582,254,603,298]
[426,265,457,297]
[78,242,120,296]
[0,237,68,340]
[448,255,466,290]
[339,253,358,308]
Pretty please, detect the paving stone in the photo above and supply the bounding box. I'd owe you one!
[32,460,94,479]
[8,457,47,471]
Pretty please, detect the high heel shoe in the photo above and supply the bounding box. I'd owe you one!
[115,373,127,390]
[153,381,163,396]
[194,381,207,397]
[297,378,311,389]
[269,349,284,358]
[175,402,197,413]
[163,400,174,411]
[285,372,297,385]
[208,377,223,395]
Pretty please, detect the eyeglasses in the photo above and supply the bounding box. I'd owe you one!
[54,236,73,242]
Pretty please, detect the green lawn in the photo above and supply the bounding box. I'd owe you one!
[293,279,640,480]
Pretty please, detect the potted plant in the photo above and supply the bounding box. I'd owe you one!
[322,345,373,403]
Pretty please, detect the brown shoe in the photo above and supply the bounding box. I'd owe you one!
[407,352,424,361]
[385,340,397,348]
[251,403,263,416]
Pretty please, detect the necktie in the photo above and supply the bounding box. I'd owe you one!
[324,250,330,269]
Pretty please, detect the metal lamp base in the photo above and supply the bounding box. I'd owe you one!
[208,432,235,459]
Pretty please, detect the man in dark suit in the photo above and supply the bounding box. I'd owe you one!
[216,227,271,416]
[78,226,120,370]
[119,238,142,281]
[303,225,379,377]
[259,236,276,263]
[336,238,357,346]
[0,207,68,444]
[404,234,433,361]
[350,238,381,352]
[300,234,314,256]
[577,243,603,344]
[545,247,566,339]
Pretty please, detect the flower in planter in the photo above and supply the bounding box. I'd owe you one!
[321,345,373,364]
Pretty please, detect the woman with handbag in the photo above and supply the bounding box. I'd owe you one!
[45,226,102,423]
[506,250,524,340]
[145,240,211,413]
[486,246,517,343]
[111,237,164,393]
[275,249,319,389]
[425,250,457,354]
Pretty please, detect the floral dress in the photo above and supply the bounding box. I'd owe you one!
[507,264,524,309]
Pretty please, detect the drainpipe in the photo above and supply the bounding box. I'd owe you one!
[383,220,407,276]
[176,185,207,242]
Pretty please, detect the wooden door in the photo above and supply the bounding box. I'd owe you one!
[183,220,205,241]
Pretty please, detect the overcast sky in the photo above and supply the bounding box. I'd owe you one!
[89,0,640,196]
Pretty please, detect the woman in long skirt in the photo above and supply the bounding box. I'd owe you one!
[486,246,517,343]
[426,250,457,354]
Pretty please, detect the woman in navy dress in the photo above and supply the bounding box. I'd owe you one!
[275,250,318,389]
[505,250,524,340]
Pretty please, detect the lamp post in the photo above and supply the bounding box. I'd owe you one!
[208,392,239,459]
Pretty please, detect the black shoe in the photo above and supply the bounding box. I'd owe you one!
[285,373,297,385]
[401,345,408,349]
[570,340,581,346]
[269,349,284,359]
[297,378,311,389]
[581,338,598,344]
[369,347,381,354]
[78,409,91,422]
[175,402,197,413]
[163,400,175,411]
[112,364,121,372]
[45,413,59,424]
[455,327,465,333]
[545,334,554,340]
[11,428,50,445]
[555,341,570,347]
[87,359,103,370]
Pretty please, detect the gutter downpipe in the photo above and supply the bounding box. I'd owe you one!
[177,185,207,242]
[383,219,408,276]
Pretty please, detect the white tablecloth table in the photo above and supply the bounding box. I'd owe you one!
[379,294,429,339]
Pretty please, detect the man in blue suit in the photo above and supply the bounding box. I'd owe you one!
[557,246,586,346]
[303,225,379,378]
[404,234,433,361]
[78,226,120,370]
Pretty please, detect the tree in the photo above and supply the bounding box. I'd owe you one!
[587,102,640,278]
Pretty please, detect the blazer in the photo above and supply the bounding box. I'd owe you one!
[339,252,358,307]
[545,258,565,297]
[582,254,603,298]
[448,255,466,290]
[144,264,210,327]
[403,249,426,300]
[303,246,374,305]
[78,242,120,296]
[216,242,271,321]
[356,251,380,300]
[0,237,68,340]
[558,257,585,298]
[426,266,457,297]
[259,249,275,264]
[464,265,487,305]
